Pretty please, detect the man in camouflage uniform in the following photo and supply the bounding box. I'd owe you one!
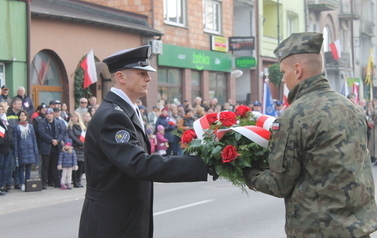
[243,32,377,237]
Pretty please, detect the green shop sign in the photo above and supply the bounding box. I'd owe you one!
[158,44,232,72]
[235,56,256,68]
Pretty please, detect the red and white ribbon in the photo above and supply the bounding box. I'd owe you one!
[193,112,276,148]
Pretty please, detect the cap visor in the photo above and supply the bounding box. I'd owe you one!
[132,65,156,72]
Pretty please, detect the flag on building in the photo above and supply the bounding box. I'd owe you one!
[365,49,374,101]
[340,76,349,97]
[80,49,97,89]
[0,126,5,138]
[263,79,276,116]
[282,83,290,109]
[329,39,341,60]
[79,130,86,143]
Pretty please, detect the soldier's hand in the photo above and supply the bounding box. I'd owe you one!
[208,165,219,181]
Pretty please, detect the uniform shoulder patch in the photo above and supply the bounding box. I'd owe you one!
[115,130,130,143]
[114,105,124,112]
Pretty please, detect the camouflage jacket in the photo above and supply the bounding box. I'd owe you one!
[245,74,377,237]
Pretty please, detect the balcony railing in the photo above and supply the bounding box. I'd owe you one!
[339,0,361,19]
[325,51,350,69]
[361,20,375,37]
[307,0,339,11]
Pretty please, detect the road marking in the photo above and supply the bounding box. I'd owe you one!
[153,199,214,216]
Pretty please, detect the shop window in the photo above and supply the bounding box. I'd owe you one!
[158,68,182,104]
[209,71,226,104]
[191,70,202,99]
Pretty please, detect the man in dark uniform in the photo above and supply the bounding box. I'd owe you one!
[79,45,211,238]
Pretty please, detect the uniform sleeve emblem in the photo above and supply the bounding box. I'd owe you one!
[115,130,130,143]
[271,122,280,131]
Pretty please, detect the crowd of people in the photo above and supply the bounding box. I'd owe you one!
[0,86,99,195]
[0,84,376,197]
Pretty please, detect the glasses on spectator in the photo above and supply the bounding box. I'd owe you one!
[2,89,8,91]
[80,101,87,104]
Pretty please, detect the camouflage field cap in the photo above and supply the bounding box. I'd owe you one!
[273,32,324,62]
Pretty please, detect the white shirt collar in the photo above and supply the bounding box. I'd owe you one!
[110,87,137,111]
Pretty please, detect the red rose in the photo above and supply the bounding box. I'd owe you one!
[181,129,197,144]
[235,105,251,118]
[206,113,218,124]
[219,111,237,127]
[221,145,239,163]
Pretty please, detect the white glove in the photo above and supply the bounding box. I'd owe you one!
[57,164,62,170]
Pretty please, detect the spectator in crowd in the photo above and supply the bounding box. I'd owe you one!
[13,110,38,191]
[16,86,34,117]
[178,108,196,149]
[209,98,218,110]
[49,99,61,109]
[31,105,42,122]
[194,105,206,118]
[6,97,22,190]
[347,93,357,104]
[32,103,48,177]
[67,111,86,188]
[222,102,232,111]
[146,126,157,154]
[57,138,78,190]
[0,104,11,195]
[227,98,235,110]
[177,104,185,117]
[87,106,96,117]
[38,108,66,189]
[138,105,148,128]
[155,108,176,155]
[359,98,367,111]
[148,105,160,127]
[243,32,377,237]
[82,111,91,128]
[53,107,68,128]
[88,96,97,109]
[0,85,12,106]
[252,100,262,113]
[75,98,88,118]
[193,96,203,109]
[60,103,70,122]
[274,100,284,117]
[156,125,168,155]
[170,106,182,155]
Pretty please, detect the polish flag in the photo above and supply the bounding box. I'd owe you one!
[282,83,290,109]
[0,126,5,138]
[81,49,97,89]
[79,130,86,143]
[352,82,359,104]
[329,40,341,60]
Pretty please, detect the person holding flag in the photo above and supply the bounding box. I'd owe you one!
[67,111,86,188]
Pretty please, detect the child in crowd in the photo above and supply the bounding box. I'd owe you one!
[57,138,78,190]
[14,110,38,191]
[146,126,157,154]
[156,125,168,155]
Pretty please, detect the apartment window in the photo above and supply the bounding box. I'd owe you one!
[204,0,222,34]
[158,67,182,103]
[164,0,186,26]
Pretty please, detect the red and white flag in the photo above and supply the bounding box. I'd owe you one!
[79,130,86,143]
[329,39,341,60]
[81,49,97,89]
[352,82,359,104]
[282,83,290,109]
[0,126,5,138]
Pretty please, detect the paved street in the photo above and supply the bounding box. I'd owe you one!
[0,166,377,238]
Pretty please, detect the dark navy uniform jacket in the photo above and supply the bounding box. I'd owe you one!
[79,91,208,238]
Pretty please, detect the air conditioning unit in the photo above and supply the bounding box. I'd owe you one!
[150,40,163,55]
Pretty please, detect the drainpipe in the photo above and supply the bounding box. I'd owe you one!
[26,0,31,94]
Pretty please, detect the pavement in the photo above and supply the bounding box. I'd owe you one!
[0,171,86,215]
